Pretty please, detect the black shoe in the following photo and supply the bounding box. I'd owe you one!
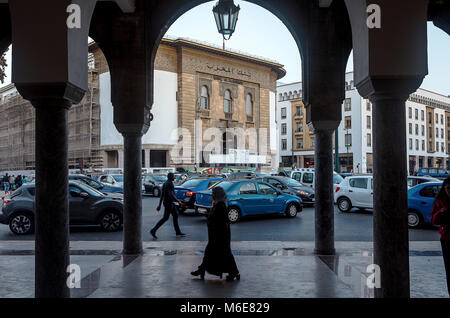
[150,229,157,239]
[226,273,240,282]
[191,269,205,280]
[176,232,186,237]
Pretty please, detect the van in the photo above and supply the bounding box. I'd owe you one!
[287,168,344,189]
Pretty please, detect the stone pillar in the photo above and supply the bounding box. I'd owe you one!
[372,94,410,298]
[33,99,71,298]
[314,129,335,255]
[123,134,143,255]
[432,157,437,168]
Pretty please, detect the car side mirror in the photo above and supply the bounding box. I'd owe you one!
[80,192,89,198]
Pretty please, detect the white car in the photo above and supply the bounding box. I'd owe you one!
[335,175,373,212]
[407,176,440,189]
[281,168,344,189]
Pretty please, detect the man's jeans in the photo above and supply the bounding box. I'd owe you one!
[3,182,10,193]
[152,203,182,234]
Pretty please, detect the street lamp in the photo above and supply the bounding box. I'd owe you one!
[212,0,240,49]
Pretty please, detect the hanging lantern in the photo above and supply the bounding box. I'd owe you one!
[212,0,240,40]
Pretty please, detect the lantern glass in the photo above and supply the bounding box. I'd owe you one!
[212,0,240,39]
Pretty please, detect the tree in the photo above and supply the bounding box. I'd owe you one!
[0,47,8,84]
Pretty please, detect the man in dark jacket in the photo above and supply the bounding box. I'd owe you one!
[2,173,10,192]
[150,172,186,239]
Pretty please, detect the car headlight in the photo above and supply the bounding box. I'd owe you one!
[298,191,309,196]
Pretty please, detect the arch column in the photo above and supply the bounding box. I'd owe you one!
[9,0,96,297]
[90,0,153,255]
[345,0,429,297]
[302,0,352,255]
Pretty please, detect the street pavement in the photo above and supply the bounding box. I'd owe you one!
[0,194,441,242]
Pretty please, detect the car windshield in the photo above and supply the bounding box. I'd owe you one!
[75,183,105,197]
[112,175,124,182]
[153,175,167,182]
[283,178,304,187]
[78,177,102,189]
[181,179,205,188]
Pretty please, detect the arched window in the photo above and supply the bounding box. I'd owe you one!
[224,90,232,113]
[200,86,209,110]
[246,93,253,117]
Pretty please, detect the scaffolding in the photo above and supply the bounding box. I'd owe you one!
[0,68,103,172]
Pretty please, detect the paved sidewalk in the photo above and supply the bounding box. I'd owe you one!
[0,241,448,298]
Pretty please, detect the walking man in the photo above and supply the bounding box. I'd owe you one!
[150,172,186,239]
[2,173,9,193]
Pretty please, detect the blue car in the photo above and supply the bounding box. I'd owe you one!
[417,168,450,180]
[408,181,442,228]
[195,180,302,223]
[68,175,124,194]
[174,177,225,213]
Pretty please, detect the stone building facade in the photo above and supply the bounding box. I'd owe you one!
[0,37,284,172]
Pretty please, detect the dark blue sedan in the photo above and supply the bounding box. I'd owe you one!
[174,177,225,213]
[195,180,302,223]
[408,181,442,228]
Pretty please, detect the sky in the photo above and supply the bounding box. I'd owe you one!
[1,0,450,96]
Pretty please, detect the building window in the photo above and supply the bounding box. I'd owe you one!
[421,110,424,121]
[367,116,371,129]
[422,140,425,151]
[416,139,419,151]
[409,139,413,150]
[281,107,287,119]
[345,134,352,147]
[436,113,439,124]
[409,123,413,135]
[422,125,425,136]
[441,128,444,139]
[281,123,287,135]
[366,101,371,111]
[297,138,303,149]
[296,122,303,133]
[200,85,209,110]
[415,109,418,120]
[282,139,287,150]
[428,112,432,124]
[224,89,232,113]
[295,106,303,116]
[436,127,439,138]
[367,133,371,147]
[344,98,351,111]
[345,116,352,129]
[436,142,439,152]
[246,93,253,118]
[408,107,412,119]
[441,115,444,125]
[442,142,445,153]
[415,124,419,135]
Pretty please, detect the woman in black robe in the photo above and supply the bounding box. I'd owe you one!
[191,186,240,281]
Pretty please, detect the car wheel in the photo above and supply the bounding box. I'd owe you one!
[153,187,161,197]
[99,210,122,232]
[337,197,352,213]
[286,203,298,218]
[227,207,241,223]
[9,212,34,235]
[408,210,423,228]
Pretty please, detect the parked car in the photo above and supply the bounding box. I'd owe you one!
[195,180,302,223]
[260,176,315,205]
[69,174,124,194]
[0,181,124,235]
[335,175,373,212]
[228,171,256,179]
[174,177,225,214]
[143,174,167,197]
[417,168,450,179]
[407,181,443,228]
[286,168,344,189]
[94,174,124,187]
[407,176,440,189]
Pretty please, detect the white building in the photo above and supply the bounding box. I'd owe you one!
[277,72,450,174]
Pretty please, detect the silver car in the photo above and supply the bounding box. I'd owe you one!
[0,181,124,235]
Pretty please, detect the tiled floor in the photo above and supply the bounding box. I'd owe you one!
[0,241,448,298]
